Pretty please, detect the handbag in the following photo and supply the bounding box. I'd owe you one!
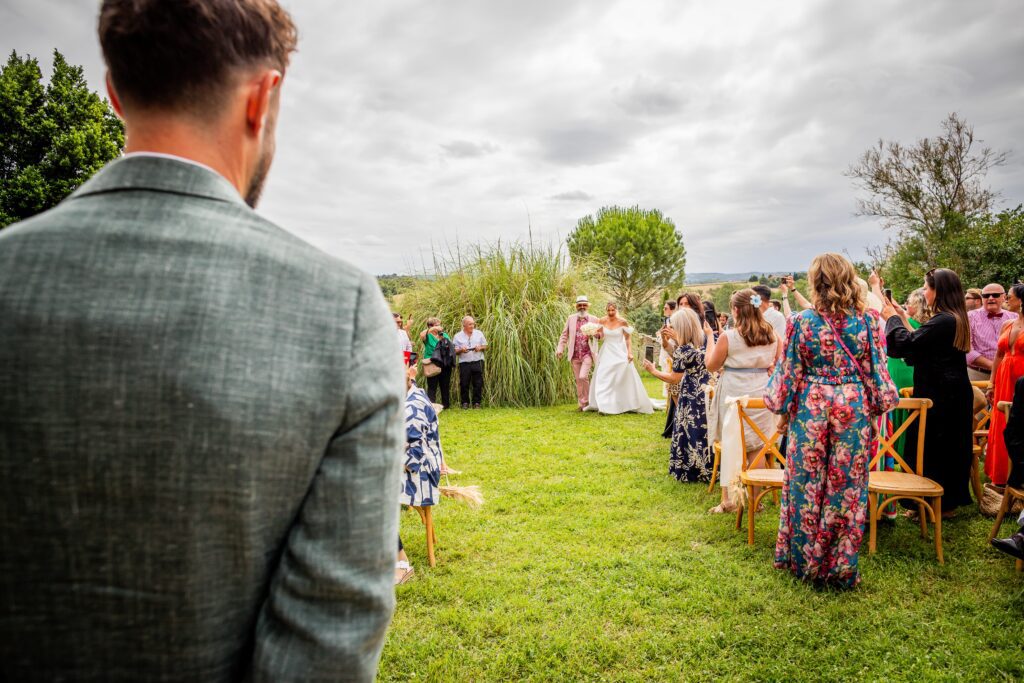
[422,358,442,378]
[820,312,899,416]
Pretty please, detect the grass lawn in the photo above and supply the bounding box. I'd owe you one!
[382,378,1023,682]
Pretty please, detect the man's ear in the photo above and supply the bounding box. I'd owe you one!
[106,72,125,119]
[245,70,282,137]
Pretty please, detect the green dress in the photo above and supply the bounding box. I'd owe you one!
[887,317,921,460]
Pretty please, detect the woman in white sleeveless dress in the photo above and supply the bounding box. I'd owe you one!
[704,289,783,513]
[586,303,655,415]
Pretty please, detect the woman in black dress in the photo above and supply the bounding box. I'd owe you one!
[881,268,974,515]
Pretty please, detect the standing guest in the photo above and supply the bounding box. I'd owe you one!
[717,312,730,331]
[703,300,721,337]
[656,300,680,435]
[556,296,600,411]
[644,308,712,482]
[985,283,1024,486]
[966,283,1018,382]
[771,300,783,312]
[705,288,782,513]
[882,268,974,516]
[396,366,446,584]
[454,316,488,409]
[766,253,898,587]
[0,1,403,679]
[677,292,704,316]
[885,289,931,459]
[965,288,984,312]
[754,284,787,344]
[395,312,413,364]
[779,275,814,317]
[420,317,454,408]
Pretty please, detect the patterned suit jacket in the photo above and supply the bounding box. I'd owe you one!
[0,156,404,682]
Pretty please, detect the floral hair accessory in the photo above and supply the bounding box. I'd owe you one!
[750,294,762,307]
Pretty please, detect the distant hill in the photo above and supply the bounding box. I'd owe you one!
[685,272,758,284]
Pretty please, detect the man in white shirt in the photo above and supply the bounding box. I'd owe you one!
[394,313,413,364]
[453,316,488,408]
[753,285,787,344]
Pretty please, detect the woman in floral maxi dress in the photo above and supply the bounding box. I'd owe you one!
[765,253,898,587]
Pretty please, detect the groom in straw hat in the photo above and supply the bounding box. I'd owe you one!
[556,295,600,410]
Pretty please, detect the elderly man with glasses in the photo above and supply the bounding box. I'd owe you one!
[966,283,1019,382]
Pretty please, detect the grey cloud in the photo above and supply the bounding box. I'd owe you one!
[1,0,1022,276]
[441,140,499,158]
[549,190,593,201]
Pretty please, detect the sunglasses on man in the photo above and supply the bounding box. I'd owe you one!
[981,293,1003,299]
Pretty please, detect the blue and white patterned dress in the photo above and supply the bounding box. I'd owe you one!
[401,385,445,507]
[669,344,712,482]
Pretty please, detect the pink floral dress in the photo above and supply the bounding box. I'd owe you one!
[765,309,897,587]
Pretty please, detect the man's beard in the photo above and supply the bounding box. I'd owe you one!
[244,143,274,208]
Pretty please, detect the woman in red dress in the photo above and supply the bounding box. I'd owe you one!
[986,283,1024,486]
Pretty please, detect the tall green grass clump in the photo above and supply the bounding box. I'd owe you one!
[400,243,599,407]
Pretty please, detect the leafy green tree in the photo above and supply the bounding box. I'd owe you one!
[877,207,1024,299]
[847,113,1008,263]
[567,205,686,312]
[1,50,124,229]
[628,303,664,337]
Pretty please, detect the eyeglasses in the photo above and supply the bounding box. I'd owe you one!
[981,293,1003,299]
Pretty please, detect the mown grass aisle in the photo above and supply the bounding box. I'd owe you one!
[382,382,1023,681]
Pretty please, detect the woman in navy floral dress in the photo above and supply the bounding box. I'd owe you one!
[644,308,712,481]
[765,254,898,587]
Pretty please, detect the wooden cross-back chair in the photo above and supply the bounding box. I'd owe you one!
[412,506,438,567]
[734,397,785,546]
[901,386,984,504]
[988,400,1024,573]
[972,380,993,446]
[867,397,943,563]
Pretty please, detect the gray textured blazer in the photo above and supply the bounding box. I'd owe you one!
[0,156,404,681]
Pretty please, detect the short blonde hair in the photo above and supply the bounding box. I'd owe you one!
[808,253,865,317]
[670,307,704,348]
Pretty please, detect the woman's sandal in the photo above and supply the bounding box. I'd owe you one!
[708,503,738,514]
[394,560,415,586]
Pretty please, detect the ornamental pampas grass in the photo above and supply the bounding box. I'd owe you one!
[440,484,485,508]
[400,242,602,407]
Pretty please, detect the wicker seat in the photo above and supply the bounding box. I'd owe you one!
[733,397,785,546]
[867,397,943,563]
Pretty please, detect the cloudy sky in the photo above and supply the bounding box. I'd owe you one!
[3,0,1023,276]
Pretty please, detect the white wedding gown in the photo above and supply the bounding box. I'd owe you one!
[585,325,655,415]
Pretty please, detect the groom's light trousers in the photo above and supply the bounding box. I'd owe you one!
[572,355,593,408]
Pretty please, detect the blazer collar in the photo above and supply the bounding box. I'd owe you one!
[71,155,246,206]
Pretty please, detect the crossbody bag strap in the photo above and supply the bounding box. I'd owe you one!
[819,311,871,385]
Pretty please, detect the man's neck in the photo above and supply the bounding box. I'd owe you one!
[124,119,246,197]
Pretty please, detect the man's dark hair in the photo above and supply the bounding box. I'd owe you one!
[99,0,298,113]
[752,285,772,302]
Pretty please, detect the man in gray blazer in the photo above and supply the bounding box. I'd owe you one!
[0,2,403,681]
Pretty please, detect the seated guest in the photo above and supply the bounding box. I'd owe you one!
[967,283,1018,382]
[0,1,402,679]
[644,308,712,482]
[991,375,1024,560]
[965,287,983,312]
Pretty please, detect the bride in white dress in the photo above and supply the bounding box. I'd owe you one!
[585,303,655,415]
